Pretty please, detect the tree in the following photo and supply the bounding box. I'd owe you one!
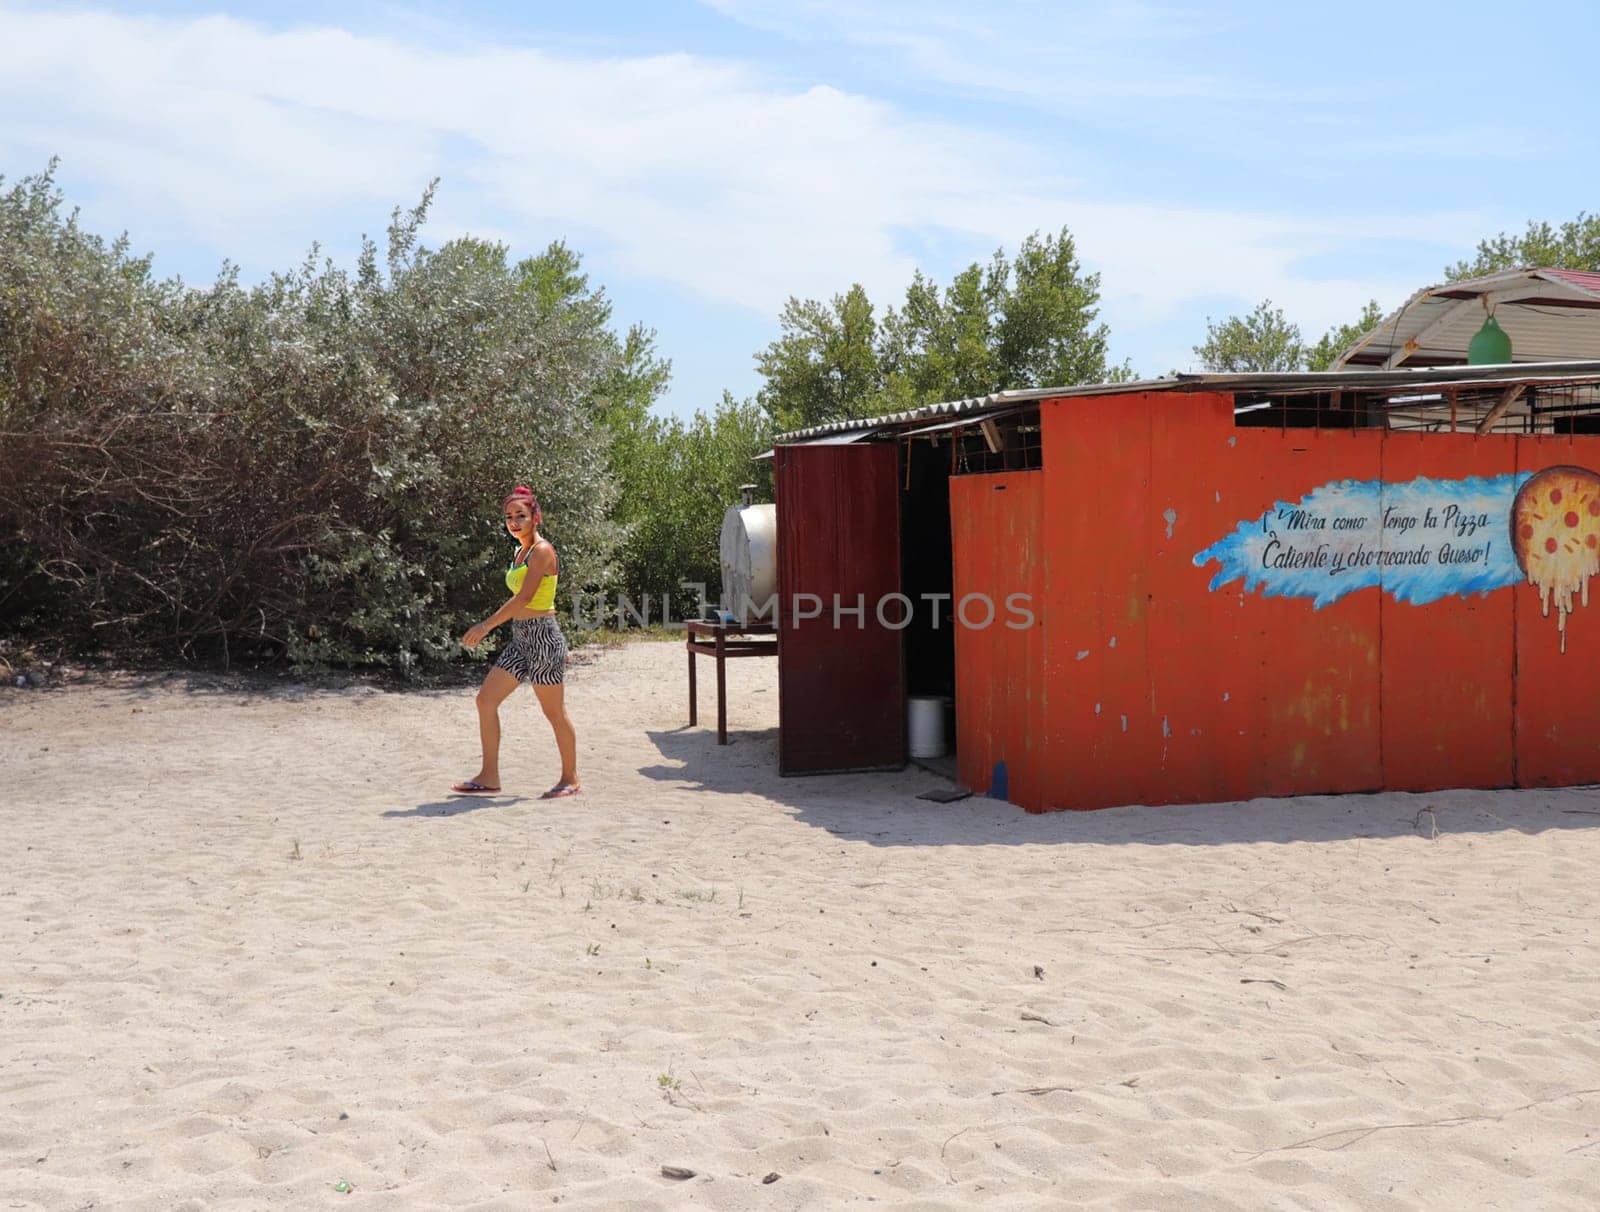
[1447,213,1600,280]
[608,392,774,603]
[1193,300,1303,372]
[877,269,958,411]
[1304,299,1385,371]
[518,240,671,433]
[993,228,1114,390]
[758,226,1122,430]
[879,262,1003,410]
[755,285,882,432]
[0,164,633,670]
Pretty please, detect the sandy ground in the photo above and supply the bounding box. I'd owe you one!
[4,638,1600,1210]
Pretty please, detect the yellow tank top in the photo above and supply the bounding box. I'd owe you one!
[507,550,558,610]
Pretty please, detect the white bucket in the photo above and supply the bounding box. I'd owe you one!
[907,695,951,758]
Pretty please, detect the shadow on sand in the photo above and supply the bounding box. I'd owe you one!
[384,795,529,819]
[15,664,487,703]
[643,724,1600,849]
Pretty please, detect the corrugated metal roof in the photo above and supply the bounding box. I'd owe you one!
[900,404,1031,436]
[1336,268,1600,370]
[774,361,1600,444]
[1545,268,1600,294]
[774,388,1067,443]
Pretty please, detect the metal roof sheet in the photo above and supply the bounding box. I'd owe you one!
[774,361,1600,444]
[1336,268,1600,370]
[1545,268,1600,294]
[899,404,1031,437]
[775,389,1068,443]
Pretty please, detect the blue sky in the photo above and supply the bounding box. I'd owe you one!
[3,1,1597,415]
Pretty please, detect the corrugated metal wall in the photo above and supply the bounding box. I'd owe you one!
[1378,432,1516,791]
[950,390,1600,810]
[1514,441,1600,787]
[950,471,1044,806]
[774,442,907,775]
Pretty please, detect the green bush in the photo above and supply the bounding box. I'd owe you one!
[0,166,631,670]
[608,391,774,610]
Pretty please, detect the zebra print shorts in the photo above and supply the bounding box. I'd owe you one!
[494,617,567,685]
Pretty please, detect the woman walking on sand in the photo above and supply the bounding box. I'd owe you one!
[453,486,580,798]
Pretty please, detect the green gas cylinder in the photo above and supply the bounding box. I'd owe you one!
[1467,314,1513,364]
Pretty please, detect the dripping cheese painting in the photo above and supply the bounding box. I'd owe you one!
[1511,466,1600,653]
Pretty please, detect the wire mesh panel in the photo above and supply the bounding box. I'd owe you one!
[940,412,1044,475]
[1230,383,1600,434]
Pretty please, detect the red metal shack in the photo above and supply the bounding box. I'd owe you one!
[770,361,1600,810]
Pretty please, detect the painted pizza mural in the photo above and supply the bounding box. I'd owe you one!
[1194,466,1600,653]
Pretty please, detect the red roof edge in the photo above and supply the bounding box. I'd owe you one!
[1540,267,1600,295]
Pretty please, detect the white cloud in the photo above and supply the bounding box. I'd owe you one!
[700,0,1237,104]
[0,5,1480,364]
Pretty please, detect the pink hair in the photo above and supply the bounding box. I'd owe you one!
[502,485,541,514]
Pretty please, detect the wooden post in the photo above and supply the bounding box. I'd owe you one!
[715,627,728,744]
[1475,383,1526,435]
[687,635,697,726]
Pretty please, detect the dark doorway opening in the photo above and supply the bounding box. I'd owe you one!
[900,439,956,700]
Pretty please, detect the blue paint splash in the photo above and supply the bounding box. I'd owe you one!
[1194,473,1530,609]
[988,760,1009,801]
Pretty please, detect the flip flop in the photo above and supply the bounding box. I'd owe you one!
[540,783,582,799]
[450,780,501,794]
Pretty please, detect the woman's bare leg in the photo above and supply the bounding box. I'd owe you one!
[533,682,579,788]
[468,666,520,787]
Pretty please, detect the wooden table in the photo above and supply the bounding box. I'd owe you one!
[686,619,779,744]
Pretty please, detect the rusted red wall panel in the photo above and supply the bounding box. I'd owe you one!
[1513,436,1600,786]
[774,442,906,774]
[1038,394,1381,809]
[1379,433,1517,791]
[1027,393,1595,810]
[1146,398,1291,805]
[1235,430,1388,799]
[950,471,1044,807]
[1037,395,1161,809]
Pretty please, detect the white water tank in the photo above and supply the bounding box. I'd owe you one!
[720,486,777,625]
